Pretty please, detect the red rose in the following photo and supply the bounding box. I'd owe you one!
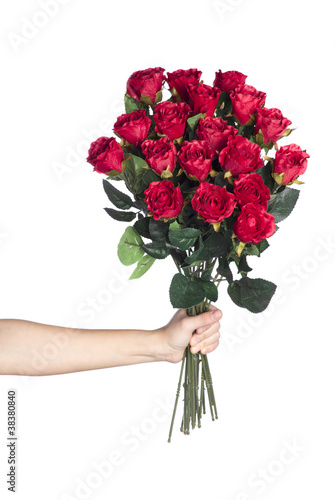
[213,70,247,94]
[113,109,151,147]
[141,137,177,176]
[126,67,165,105]
[153,101,191,141]
[178,140,214,182]
[233,173,271,210]
[144,181,183,221]
[255,107,292,144]
[191,182,236,226]
[273,144,310,184]
[166,68,202,102]
[233,203,275,244]
[230,84,266,125]
[219,135,263,177]
[197,117,238,154]
[187,83,221,117]
[86,136,124,175]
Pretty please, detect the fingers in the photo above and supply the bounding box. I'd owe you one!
[190,328,220,355]
[186,307,222,332]
[189,321,221,355]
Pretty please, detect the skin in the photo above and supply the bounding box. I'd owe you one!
[0,306,222,376]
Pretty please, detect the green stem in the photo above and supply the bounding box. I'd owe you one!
[168,348,186,443]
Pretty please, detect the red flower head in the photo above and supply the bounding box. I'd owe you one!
[141,137,177,176]
[192,182,236,230]
[126,67,165,105]
[255,107,292,144]
[230,84,266,125]
[273,144,309,184]
[144,181,183,221]
[178,140,214,182]
[213,70,247,94]
[87,136,124,175]
[166,68,202,102]
[186,83,221,117]
[153,101,191,141]
[233,203,276,244]
[113,109,151,147]
[219,135,263,177]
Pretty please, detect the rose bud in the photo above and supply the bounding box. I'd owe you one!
[233,203,276,244]
[230,84,266,125]
[87,136,124,175]
[153,101,191,141]
[126,67,165,105]
[144,181,183,221]
[141,137,177,177]
[219,135,263,177]
[186,83,221,117]
[191,182,236,231]
[166,68,202,102]
[273,144,310,184]
[197,117,238,155]
[178,140,214,182]
[213,70,247,94]
[113,109,151,147]
[233,173,271,210]
[255,107,292,144]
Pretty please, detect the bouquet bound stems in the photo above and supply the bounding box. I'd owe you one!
[168,300,218,442]
[86,66,309,442]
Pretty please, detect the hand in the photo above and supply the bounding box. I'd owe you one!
[159,305,222,363]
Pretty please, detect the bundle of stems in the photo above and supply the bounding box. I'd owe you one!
[168,300,218,442]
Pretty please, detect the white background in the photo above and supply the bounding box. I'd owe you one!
[0,0,334,499]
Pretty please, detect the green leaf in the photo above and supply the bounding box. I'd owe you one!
[187,113,203,132]
[124,94,147,113]
[117,226,144,266]
[201,280,218,302]
[257,239,270,254]
[129,254,155,279]
[142,241,170,259]
[102,179,133,210]
[143,168,160,187]
[267,187,300,223]
[217,256,233,284]
[255,162,275,193]
[149,219,169,241]
[237,254,252,275]
[123,153,149,194]
[169,227,202,251]
[169,273,205,308]
[104,207,136,222]
[134,217,151,239]
[185,232,230,264]
[227,277,277,313]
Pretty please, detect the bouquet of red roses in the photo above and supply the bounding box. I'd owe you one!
[86,67,309,441]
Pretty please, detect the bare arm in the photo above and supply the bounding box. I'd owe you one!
[0,307,222,376]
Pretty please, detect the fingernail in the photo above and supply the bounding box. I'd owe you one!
[191,336,200,346]
[211,310,221,320]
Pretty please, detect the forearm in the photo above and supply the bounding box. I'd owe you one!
[0,319,169,376]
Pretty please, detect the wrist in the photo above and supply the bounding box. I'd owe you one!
[152,327,184,364]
